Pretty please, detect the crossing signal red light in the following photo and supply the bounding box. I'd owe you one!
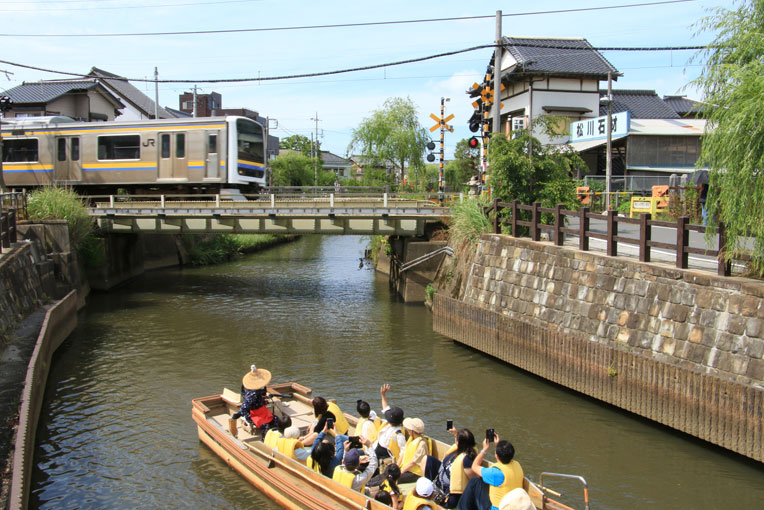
[468,137,479,149]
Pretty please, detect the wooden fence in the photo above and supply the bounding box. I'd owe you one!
[484,199,733,276]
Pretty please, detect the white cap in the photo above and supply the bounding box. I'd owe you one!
[499,488,535,510]
[415,477,433,498]
[283,426,301,439]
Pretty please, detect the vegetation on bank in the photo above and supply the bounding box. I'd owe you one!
[448,197,492,245]
[26,187,105,268]
[184,234,294,265]
[367,235,391,265]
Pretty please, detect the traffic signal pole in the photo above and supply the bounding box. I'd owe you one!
[439,97,445,205]
[493,10,502,135]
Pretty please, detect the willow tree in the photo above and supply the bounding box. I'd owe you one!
[692,0,764,275]
[348,97,429,189]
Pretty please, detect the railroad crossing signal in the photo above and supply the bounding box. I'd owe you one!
[430,112,454,133]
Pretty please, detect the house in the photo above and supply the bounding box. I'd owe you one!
[483,36,620,144]
[321,151,352,179]
[1,79,125,121]
[349,156,402,182]
[662,95,705,118]
[88,67,174,120]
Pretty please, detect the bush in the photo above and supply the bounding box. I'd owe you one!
[186,234,289,265]
[449,197,491,245]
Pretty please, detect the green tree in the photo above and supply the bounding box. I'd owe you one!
[692,0,764,275]
[270,151,314,186]
[446,138,480,190]
[279,134,317,155]
[348,97,430,189]
[487,124,584,226]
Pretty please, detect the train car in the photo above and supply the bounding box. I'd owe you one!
[0,115,267,193]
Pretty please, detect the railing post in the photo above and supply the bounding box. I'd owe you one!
[161,195,166,209]
[9,209,16,243]
[270,194,275,208]
[330,193,335,208]
[383,192,388,208]
[0,211,5,253]
[215,194,221,208]
[531,202,540,241]
[493,198,499,234]
[511,200,518,237]
[639,212,651,262]
[554,204,563,246]
[607,209,617,256]
[676,216,689,269]
[717,221,732,276]
[109,195,115,208]
[579,206,589,251]
[1,211,8,249]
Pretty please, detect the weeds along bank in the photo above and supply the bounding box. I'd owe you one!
[430,232,764,462]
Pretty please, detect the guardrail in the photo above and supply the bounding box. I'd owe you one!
[485,199,734,276]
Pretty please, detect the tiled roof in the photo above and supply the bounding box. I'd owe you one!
[321,151,351,166]
[662,95,705,117]
[4,80,101,104]
[600,89,680,119]
[502,37,619,79]
[89,67,172,119]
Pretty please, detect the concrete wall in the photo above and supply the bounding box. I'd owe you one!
[433,234,764,462]
[386,238,447,303]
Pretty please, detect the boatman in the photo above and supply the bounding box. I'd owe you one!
[232,364,278,437]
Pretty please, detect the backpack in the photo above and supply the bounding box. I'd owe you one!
[434,451,457,494]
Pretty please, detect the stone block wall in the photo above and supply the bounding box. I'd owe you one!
[0,244,46,340]
[465,234,764,387]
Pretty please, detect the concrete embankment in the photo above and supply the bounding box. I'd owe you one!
[432,234,764,462]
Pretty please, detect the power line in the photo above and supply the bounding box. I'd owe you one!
[0,42,709,85]
[0,0,696,37]
[0,0,260,12]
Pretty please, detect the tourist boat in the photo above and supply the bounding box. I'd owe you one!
[191,382,587,510]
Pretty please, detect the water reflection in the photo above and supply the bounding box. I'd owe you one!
[31,235,764,510]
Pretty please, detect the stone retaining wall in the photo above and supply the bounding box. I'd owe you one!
[432,234,764,462]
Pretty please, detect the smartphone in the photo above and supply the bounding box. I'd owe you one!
[446,419,453,431]
[485,428,495,443]
[349,435,362,448]
[326,418,334,429]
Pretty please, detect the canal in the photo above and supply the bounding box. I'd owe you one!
[31,235,764,509]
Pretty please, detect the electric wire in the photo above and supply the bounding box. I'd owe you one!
[0,0,696,36]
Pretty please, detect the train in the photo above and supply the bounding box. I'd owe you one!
[0,115,267,194]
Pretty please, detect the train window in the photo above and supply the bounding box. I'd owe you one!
[98,135,140,160]
[2,139,38,162]
[57,138,66,161]
[176,133,185,158]
[161,134,170,159]
[208,134,217,154]
[236,119,264,163]
[71,138,80,161]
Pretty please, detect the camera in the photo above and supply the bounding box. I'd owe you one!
[485,428,495,443]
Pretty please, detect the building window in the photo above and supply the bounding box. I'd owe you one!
[98,134,140,160]
[3,138,38,162]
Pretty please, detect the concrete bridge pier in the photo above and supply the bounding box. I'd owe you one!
[379,237,448,303]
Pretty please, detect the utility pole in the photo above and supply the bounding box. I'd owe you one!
[192,85,197,118]
[311,112,321,186]
[154,67,159,119]
[492,10,502,135]
[606,71,613,210]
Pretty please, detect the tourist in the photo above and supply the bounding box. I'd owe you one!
[436,428,478,508]
[367,463,403,509]
[303,396,350,444]
[356,399,381,443]
[457,433,523,510]
[398,417,428,483]
[373,384,407,465]
[403,477,437,510]
[231,364,278,436]
[307,421,348,477]
[332,441,378,491]
[264,415,292,448]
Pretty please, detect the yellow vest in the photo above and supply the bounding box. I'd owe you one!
[356,416,380,442]
[402,491,433,510]
[323,401,350,435]
[307,456,322,474]
[400,436,425,476]
[332,465,366,492]
[264,429,281,449]
[276,437,302,460]
[488,460,524,508]
[379,423,404,458]
[449,452,469,494]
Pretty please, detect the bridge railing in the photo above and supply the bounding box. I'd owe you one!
[485,199,739,277]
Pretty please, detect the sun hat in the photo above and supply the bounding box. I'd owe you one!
[343,448,361,469]
[384,406,404,426]
[242,364,272,390]
[415,477,433,498]
[402,417,425,434]
[499,488,535,510]
[283,426,301,439]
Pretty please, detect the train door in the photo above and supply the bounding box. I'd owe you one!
[54,136,82,183]
[157,132,189,180]
[205,131,220,178]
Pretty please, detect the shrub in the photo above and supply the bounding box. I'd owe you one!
[26,186,93,250]
[449,197,491,245]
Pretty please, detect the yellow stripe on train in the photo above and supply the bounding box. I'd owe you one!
[83,162,157,169]
[8,124,227,136]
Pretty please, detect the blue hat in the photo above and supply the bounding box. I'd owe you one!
[344,448,361,469]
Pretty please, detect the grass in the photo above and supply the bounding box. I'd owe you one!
[186,234,292,265]
[449,197,492,245]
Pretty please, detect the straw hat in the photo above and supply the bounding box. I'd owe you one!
[499,488,535,510]
[402,417,425,434]
[242,364,272,390]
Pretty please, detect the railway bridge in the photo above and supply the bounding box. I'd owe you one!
[87,193,451,237]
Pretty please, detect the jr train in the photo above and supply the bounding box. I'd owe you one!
[0,115,267,193]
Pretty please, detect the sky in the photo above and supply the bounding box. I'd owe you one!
[0,0,726,159]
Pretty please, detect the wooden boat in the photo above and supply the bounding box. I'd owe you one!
[191,382,587,510]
